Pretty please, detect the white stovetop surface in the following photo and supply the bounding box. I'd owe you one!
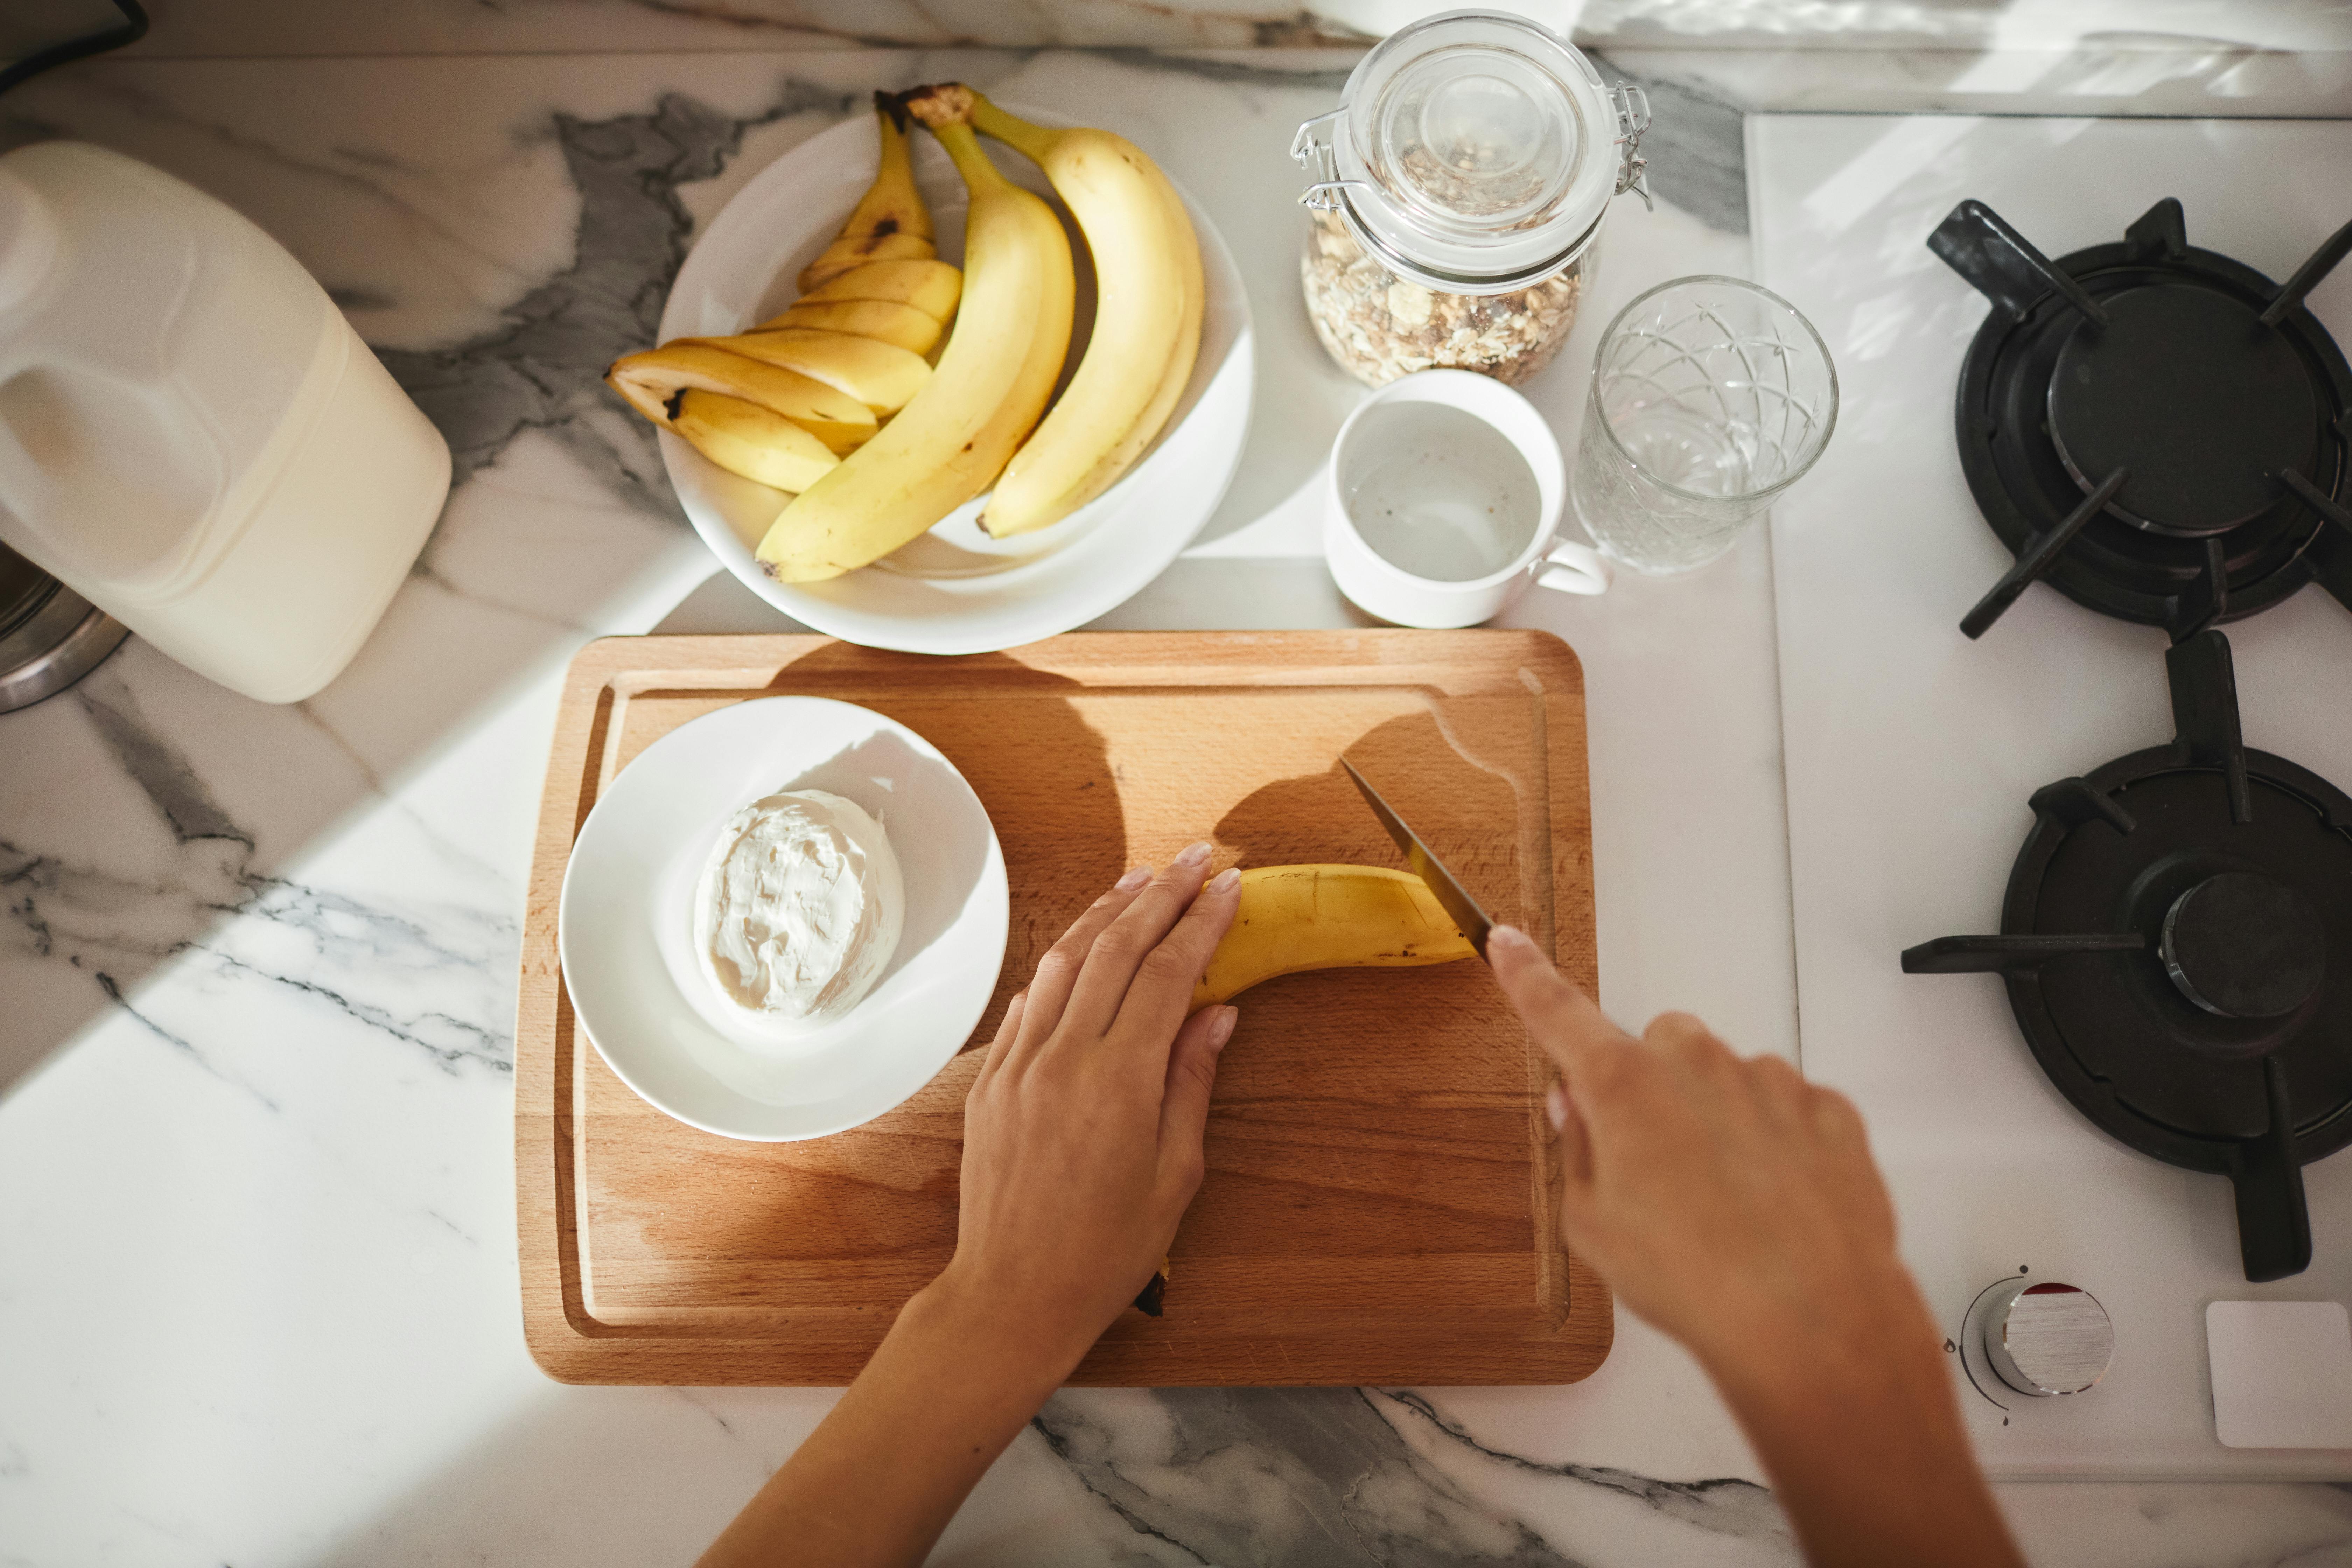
[1,41,2349,1568]
[1756,114,2352,1479]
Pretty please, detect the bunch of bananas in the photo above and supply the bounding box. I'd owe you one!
[604,83,1204,583]
[606,94,955,499]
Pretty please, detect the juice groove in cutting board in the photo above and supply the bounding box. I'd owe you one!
[515,630,1608,1384]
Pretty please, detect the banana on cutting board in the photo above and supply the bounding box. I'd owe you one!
[1191,865,1478,1010]
[755,88,1073,582]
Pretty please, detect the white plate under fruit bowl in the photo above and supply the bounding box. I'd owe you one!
[657,105,1255,655]
[557,697,1009,1141]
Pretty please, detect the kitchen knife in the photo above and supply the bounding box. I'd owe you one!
[1338,758,1494,961]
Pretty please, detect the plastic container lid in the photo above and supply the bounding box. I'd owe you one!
[1296,9,1641,294]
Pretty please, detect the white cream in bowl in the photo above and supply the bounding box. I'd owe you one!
[692,788,904,1024]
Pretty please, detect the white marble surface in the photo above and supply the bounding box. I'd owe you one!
[1613,42,2352,118]
[1,41,2349,1567]
[87,0,2352,56]
[83,0,2352,121]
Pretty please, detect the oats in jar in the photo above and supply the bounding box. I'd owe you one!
[1287,14,1648,390]
[1301,211,1584,389]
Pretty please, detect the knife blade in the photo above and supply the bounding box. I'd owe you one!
[1338,758,1494,961]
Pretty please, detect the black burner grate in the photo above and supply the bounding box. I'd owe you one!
[1931,198,2352,639]
[1905,632,2352,1282]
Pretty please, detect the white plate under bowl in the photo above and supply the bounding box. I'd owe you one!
[557,697,1008,1141]
[657,106,1255,655]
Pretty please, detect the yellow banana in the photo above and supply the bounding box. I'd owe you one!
[798,93,937,292]
[795,257,963,324]
[805,232,934,285]
[757,95,1072,582]
[605,98,944,458]
[1191,865,1476,1011]
[965,88,1204,539]
[691,330,930,416]
[605,343,876,453]
[760,297,942,358]
[669,389,840,493]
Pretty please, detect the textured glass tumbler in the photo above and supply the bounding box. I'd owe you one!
[1570,276,1837,574]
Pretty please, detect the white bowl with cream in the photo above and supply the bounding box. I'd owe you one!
[558,697,1008,1142]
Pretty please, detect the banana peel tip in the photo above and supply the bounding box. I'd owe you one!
[902,82,975,129]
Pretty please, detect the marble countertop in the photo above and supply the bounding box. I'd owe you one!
[3,39,2350,1568]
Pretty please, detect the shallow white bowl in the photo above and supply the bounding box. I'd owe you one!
[656,105,1255,655]
[558,698,1008,1141]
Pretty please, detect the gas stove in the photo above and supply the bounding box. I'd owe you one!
[1902,198,2352,1290]
[1756,115,2352,1477]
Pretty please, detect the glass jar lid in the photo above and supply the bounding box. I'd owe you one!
[1294,8,1646,293]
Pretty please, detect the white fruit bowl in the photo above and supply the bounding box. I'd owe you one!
[656,105,1254,655]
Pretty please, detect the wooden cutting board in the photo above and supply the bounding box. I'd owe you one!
[516,630,1608,1385]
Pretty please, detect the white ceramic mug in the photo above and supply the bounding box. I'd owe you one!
[1323,369,1609,628]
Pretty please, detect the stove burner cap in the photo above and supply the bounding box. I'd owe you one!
[2160,871,2326,1020]
[2049,285,2319,536]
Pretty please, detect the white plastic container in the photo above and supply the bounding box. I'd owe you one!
[0,142,450,703]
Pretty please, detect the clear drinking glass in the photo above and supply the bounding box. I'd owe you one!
[1570,276,1837,574]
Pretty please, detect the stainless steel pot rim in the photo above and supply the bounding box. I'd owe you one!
[0,581,129,713]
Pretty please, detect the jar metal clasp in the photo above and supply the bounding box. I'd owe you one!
[1611,82,1653,211]
[1290,108,1371,212]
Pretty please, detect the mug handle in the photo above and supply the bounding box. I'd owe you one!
[1534,538,1611,597]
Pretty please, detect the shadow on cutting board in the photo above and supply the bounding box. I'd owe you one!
[745,642,1133,1055]
[1214,709,1531,936]
[779,726,993,987]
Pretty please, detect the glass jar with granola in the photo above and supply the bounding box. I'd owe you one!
[1291,9,1651,389]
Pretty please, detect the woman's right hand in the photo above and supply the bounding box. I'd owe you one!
[1485,923,1921,1380]
[1485,923,2023,1568]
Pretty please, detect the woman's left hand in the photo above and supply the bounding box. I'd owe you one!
[696,847,1239,1568]
[936,843,1242,1374]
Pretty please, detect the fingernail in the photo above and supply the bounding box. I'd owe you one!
[1175,840,1213,867]
[1209,1006,1238,1049]
[1117,864,1153,889]
[1545,1082,1569,1132]
[1490,924,1532,954]
[1209,866,1240,893]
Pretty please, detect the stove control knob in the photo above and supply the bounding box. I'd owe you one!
[1984,1281,2112,1397]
